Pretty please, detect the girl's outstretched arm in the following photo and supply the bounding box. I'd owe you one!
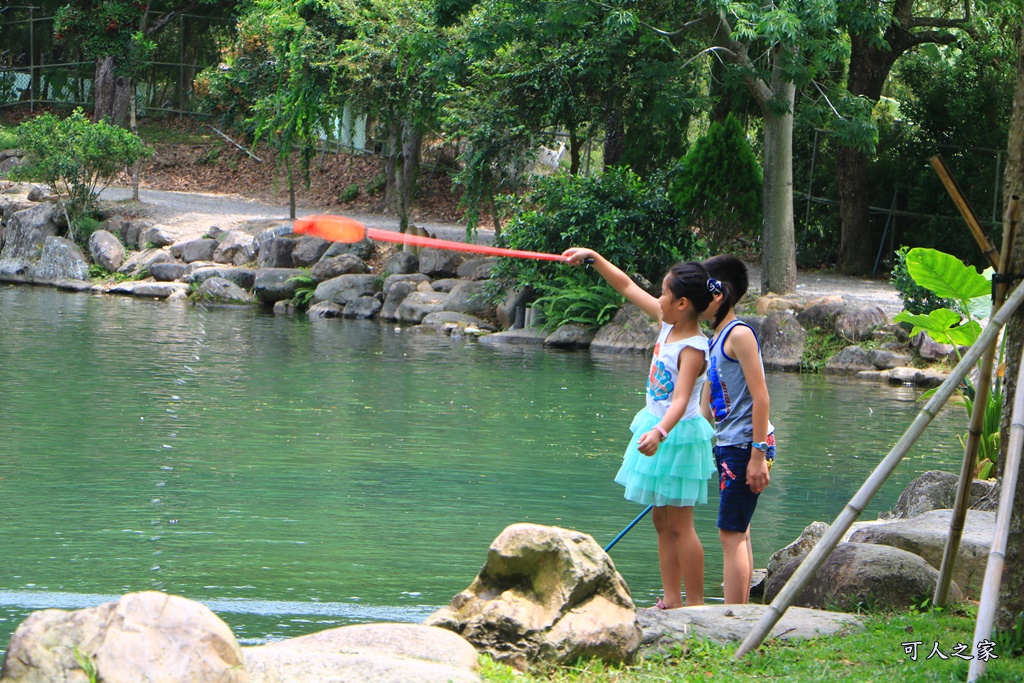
[562,247,660,320]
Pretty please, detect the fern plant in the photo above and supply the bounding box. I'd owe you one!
[531,276,623,331]
[287,270,317,311]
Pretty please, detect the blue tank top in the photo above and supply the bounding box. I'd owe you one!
[708,320,773,446]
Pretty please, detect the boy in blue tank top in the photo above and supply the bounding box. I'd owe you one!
[700,255,775,604]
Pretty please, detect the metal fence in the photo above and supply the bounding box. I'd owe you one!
[0,6,231,117]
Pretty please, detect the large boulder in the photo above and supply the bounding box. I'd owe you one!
[457,258,498,281]
[213,230,257,266]
[884,470,999,519]
[173,238,219,264]
[311,253,369,282]
[1,201,63,259]
[764,542,963,611]
[766,521,830,581]
[243,623,480,683]
[256,237,297,269]
[823,345,875,375]
[188,266,257,291]
[418,248,462,278]
[590,303,658,354]
[88,229,126,272]
[445,281,494,319]
[795,296,846,330]
[29,235,89,282]
[343,296,383,319]
[322,236,375,261]
[117,248,172,277]
[760,311,806,371]
[849,509,995,597]
[835,305,888,342]
[253,268,306,303]
[194,277,257,306]
[544,324,595,349]
[381,281,419,321]
[637,604,861,656]
[313,273,381,306]
[290,236,331,268]
[397,290,448,323]
[425,523,641,670]
[384,250,419,275]
[0,591,246,683]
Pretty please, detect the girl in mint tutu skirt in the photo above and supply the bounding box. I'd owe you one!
[563,247,719,608]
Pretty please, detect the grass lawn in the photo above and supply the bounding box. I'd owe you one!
[479,603,1024,682]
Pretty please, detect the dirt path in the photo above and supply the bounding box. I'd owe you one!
[101,186,904,315]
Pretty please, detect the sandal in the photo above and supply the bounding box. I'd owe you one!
[655,598,668,610]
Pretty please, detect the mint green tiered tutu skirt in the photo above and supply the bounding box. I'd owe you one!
[614,409,716,507]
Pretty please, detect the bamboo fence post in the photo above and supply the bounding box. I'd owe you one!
[931,156,1001,269]
[967,343,1024,682]
[934,197,1020,606]
[734,279,1024,659]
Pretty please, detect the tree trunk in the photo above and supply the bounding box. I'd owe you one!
[760,59,797,295]
[996,21,1024,633]
[836,146,875,274]
[604,108,625,168]
[835,33,897,274]
[393,120,422,235]
[93,56,132,127]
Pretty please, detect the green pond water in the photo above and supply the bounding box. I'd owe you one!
[0,286,967,652]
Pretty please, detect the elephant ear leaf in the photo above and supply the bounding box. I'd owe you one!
[894,308,961,341]
[906,248,989,301]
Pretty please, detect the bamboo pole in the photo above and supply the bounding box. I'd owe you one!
[967,342,1024,682]
[931,156,1001,270]
[734,278,1024,659]
[934,197,1021,606]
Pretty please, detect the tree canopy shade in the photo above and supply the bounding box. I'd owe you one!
[52,1,237,126]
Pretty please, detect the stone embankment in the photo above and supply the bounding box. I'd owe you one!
[0,183,950,388]
[1,470,996,682]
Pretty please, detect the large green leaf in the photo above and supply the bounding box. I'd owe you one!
[893,308,980,345]
[906,248,989,301]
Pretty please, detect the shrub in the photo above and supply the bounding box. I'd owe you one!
[667,113,762,251]
[532,277,622,331]
[493,167,702,306]
[890,245,955,316]
[11,108,151,242]
[338,183,360,203]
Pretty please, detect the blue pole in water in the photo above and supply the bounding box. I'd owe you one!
[604,504,654,552]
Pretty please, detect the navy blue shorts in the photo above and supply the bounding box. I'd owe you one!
[714,437,776,533]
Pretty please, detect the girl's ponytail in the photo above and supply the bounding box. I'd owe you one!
[702,255,748,327]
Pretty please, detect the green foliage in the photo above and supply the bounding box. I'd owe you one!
[0,128,18,149]
[11,108,151,242]
[890,246,955,317]
[338,183,360,203]
[531,277,622,331]
[893,247,1000,479]
[287,270,317,311]
[893,248,990,347]
[668,113,762,250]
[72,646,98,683]
[494,167,702,298]
[799,328,849,374]
[477,602,1024,681]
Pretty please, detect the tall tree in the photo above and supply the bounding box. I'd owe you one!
[699,2,844,294]
[53,1,234,126]
[833,0,968,275]
[996,17,1024,634]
